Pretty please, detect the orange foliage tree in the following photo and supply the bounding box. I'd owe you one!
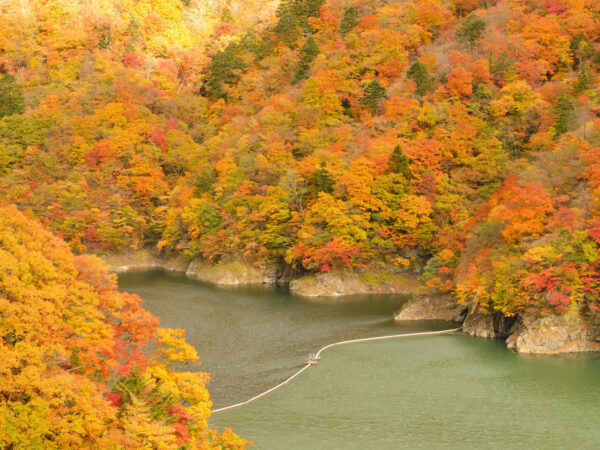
[0,205,249,448]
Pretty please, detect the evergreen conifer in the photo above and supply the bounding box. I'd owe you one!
[0,74,24,118]
[407,61,432,96]
[360,80,387,114]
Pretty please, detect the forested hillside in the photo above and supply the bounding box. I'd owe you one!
[0,206,249,447]
[1,0,600,316]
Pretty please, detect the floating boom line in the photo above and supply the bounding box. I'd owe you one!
[212,327,461,414]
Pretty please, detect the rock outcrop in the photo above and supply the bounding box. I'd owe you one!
[186,260,277,286]
[506,310,600,354]
[104,251,279,286]
[290,270,420,297]
[461,311,518,339]
[459,307,600,354]
[102,250,189,273]
[394,296,467,322]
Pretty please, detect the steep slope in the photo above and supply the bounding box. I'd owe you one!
[0,205,249,447]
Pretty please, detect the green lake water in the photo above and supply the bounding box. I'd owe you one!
[119,270,600,449]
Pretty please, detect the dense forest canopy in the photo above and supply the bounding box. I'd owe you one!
[0,206,249,447]
[1,0,600,411]
[2,0,600,446]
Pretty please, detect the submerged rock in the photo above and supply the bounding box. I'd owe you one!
[506,310,600,354]
[186,260,277,286]
[394,296,467,322]
[289,270,420,297]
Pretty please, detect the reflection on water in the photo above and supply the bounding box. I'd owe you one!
[119,270,600,449]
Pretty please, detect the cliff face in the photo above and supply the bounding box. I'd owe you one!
[506,310,600,354]
[459,308,600,354]
[394,296,466,322]
[104,252,278,285]
[394,296,600,354]
[102,250,190,273]
[461,311,518,339]
[290,271,420,297]
[186,261,278,285]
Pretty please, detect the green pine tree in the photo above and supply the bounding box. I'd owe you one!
[274,8,301,47]
[406,61,432,96]
[360,80,387,114]
[311,161,334,195]
[570,33,593,69]
[275,0,326,45]
[0,74,25,118]
[293,37,319,83]
[573,65,595,95]
[115,370,177,423]
[552,94,575,138]
[194,167,217,194]
[221,7,235,23]
[294,0,326,21]
[205,43,246,98]
[489,52,514,83]
[569,33,587,54]
[339,7,360,34]
[456,13,486,50]
[388,145,411,178]
[97,25,112,49]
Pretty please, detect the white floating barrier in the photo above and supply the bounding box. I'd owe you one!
[212,327,461,414]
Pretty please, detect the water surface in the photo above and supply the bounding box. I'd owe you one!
[119,270,600,449]
[118,270,428,407]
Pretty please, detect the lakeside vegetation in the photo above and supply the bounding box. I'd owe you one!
[2,0,600,446]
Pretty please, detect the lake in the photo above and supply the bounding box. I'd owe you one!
[119,270,600,449]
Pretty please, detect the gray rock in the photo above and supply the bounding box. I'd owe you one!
[289,271,420,297]
[102,250,189,273]
[394,296,466,322]
[276,265,298,285]
[186,260,276,286]
[506,310,600,354]
[462,311,517,339]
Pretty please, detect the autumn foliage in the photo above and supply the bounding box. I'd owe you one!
[0,206,249,448]
[0,0,600,368]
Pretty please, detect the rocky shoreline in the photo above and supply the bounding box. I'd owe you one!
[103,251,600,355]
[289,271,420,297]
[394,296,600,354]
[101,250,421,296]
[101,250,189,273]
[394,295,467,322]
[102,251,281,286]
